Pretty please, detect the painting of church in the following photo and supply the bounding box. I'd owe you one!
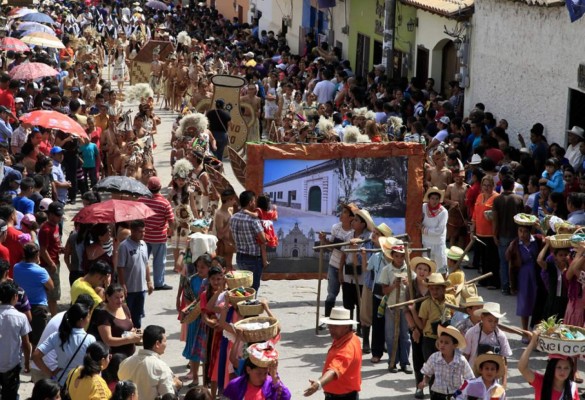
[273,223,318,259]
[263,160,339,216]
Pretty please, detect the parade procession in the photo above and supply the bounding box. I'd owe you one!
[1,0,585,399]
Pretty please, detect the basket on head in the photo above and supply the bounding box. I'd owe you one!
[235,316,279,343]
[549,234,573,249]
[248,352,275,367]
[570,227,585,248]
[513,213,538,226]
[225,270,254,289]
[228,287,256,306]
[237,300,264,317]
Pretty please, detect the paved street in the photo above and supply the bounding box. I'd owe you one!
[18,98,548,399]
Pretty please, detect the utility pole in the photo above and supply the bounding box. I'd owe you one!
[383,0,396,79]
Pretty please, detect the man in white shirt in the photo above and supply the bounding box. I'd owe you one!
[565,126,584,170]
[312,69,337,104]
[118,325,182,400]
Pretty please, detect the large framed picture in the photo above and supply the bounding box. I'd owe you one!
[245,142,425,279]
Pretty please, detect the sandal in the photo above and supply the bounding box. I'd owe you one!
[370,356,381,364]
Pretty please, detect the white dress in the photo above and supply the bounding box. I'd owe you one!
[264,87,278,119]
[113,53,126,81]
[421,203,448,274]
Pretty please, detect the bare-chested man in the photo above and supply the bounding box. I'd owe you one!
[162,54,177,110]
[425,149,452,190]
[214,188,238,271]
[150,53,163,103]
[444,169,469,248]
[191,80,211,112]
[174,56,190,113]
[242,84,261,142]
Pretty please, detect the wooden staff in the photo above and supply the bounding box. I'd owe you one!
[389,276,401,368]
[386,272,494,310]
[404,242,415,307]
[455,235,476,269]
[315,248,324,334]
[343,247,431,253]
[313,239,367,251]
[498,323,531,337]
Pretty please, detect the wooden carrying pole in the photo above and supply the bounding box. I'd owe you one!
[386,272,494,310]
[343,247,431,253]
[315,248,324,334]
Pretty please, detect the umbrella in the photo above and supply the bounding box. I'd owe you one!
[9,8,37,18]
[19,110,88,138]
[94,176,153,198]
[20,12,56,25]
[146,0,168,10]
[17,22,56,35]
[10,62,58,80]
[20,32,64,49]
[0,37,30,52]
[73,199,156,224]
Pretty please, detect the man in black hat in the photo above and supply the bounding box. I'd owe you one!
[205,99,231,161]
[38,202,63,315]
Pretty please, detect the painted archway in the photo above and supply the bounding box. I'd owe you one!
[308,186,322,212]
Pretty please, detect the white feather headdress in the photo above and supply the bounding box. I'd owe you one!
[343,126,370,143]
[177,31,191,47]
[176,113,209,138]
[317,116,333,133]
[126,84,154,103]
[172,159,194,179]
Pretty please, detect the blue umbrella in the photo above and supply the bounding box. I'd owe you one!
[16,22,56,35]
[20,13,56,25]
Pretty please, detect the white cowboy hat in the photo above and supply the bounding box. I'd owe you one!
[374,223,393,238]
[473,302,506,319]
[437,324,467,349]
[461,295,484,308]
[469,153,482,165]
[446,246,468,262]
[425,272,450,287]
[567,126,584,138]
[423,186,445,203]
[410,256,437,273]
[474,351,506,379]
[321,307,358,326]
[380,237,405,259]
[354,209,375,232]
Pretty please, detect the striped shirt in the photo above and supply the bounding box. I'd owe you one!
[230,211,263,256]
[421,351,474,395]
[139,194,174,243]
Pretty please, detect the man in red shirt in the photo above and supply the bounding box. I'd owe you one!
[38,202,63,315]
[0,79,18,121]
[139,177,175,291]
[0,205,24,277]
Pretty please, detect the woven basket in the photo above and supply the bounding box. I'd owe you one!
[537,325,585,356]
[550,234,573,249]
[570,227,585,248]
[248,352,275,368]
[225,271,254,289]
[237,301,264,317]
[513,213,538,226]
[180,301,201,325]
[235,316,279,343]
[228,287,256,306]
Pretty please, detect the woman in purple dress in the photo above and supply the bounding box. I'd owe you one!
[506,224,545,343]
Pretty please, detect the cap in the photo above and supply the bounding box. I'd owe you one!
[0,106,10,113]
[438,116,450,125]
[47,201,64,216]
[469,154,482,165]
[147,176,161,191]
[244,51,255,58]
[78,99,86,106]
[39,198,52,211]
[499,165,512,176]
[71,87,81,93]
[50,146,64,155]
[15,97,24,104]
[275,64,287,70]
[6,169,22,184]
[21,214,36,227]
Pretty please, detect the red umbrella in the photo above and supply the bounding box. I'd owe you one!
[0,37,30,52]
[19,110,88,138]
[73,199,156,224]
[9,62,58,80]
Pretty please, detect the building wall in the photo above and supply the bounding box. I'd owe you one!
[328,0,350,60]
[395,2,416,75]
[414,10,458,91]
[208,0,250,22]
[348,0,384,74]
[467,0,585,147]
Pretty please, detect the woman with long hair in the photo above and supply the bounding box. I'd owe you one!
[94,284,140,357]
[28,378,61,400]
[66,342,111,400]
[223,358,291,400]
[110,380,137,400]
[32,303,97,386]
[81,224,113,274]
[519,332,578,400]
[112,46,127,93]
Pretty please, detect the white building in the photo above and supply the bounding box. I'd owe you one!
[466,0,584,147]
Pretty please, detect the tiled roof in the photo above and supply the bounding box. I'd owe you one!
[400,0,474,18]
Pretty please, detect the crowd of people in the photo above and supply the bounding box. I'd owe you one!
[0,0,585,399]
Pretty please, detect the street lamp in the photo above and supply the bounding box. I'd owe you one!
[407,18,417,32]
[454,38,462,50]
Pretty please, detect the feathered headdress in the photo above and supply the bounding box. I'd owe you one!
[365,110,376,121]
[177,31,192,47]
[316,116,333,133]
[353,107,368,117]
[126,83,154,103]
[172,159,194,179]
[176,113,209,138]
[343,126,370,143]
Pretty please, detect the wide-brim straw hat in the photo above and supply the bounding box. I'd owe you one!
[461,295,484,308]
[380,236,405,259]
[447,246,468,262]
[355,209,375,232]
[437,324,467,349]
[321,307,358,326]
[474,351,506,378]
[423,186,445,203]
[410,256,437,273]
[375,223,393,237]
[425,272,450,286]
[473,302,506,319]
[342,202,359,216]
[457,283,478,300]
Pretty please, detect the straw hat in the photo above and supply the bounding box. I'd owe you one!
[423,186,445,203]
[321,307,358,326]
[342,202,359,216]
[473,302,506,319]
[380,237,405,259]
[446,246,468,262]
[456,283,478,301]
[425,273,450,286]
[437,324,467,349]
[461,295,484,308]
[355,209,375,232]
[410,256,437,273]
[474,352,506,378]
[374,223,393,237]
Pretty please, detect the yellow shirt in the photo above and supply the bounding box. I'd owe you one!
[71,278,102,314]
[418,294,457,338]
[67,367,111,400]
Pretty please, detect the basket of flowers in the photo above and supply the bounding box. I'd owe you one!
[536,317,585,356]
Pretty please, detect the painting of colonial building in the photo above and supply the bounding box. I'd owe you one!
[274,224,318,259]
